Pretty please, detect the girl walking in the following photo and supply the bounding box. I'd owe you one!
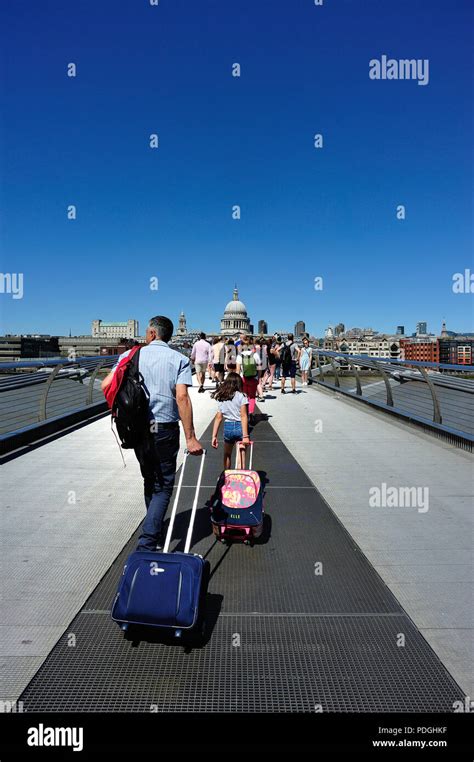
[211,372,250,470]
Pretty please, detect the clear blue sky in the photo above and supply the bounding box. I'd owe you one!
[1,0,473,337]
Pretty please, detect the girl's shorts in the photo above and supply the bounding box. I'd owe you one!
[223,420,243,443]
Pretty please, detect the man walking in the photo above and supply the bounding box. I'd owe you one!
[191,332,213,393]
[102,316,203,552]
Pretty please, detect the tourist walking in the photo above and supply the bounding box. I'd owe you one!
[191,332,213,393]
[272,335,282,381]
[101,315,203,552]
[212,336,226,387]
[224,338,237,374]
[211,372,250,470]
[280,333,300,394]
[299,336,313,386]
[262,337,276,391]
[255,335,267,402]
[236,336,261,425]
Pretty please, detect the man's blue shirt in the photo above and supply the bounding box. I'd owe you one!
[113,340,192,422]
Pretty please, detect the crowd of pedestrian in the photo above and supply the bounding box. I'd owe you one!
[190,331,315,470]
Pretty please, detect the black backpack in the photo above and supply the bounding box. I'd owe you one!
[281,343,293,366]
[112,348,150,449]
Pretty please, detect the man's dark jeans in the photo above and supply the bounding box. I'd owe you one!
[134,426,180,551]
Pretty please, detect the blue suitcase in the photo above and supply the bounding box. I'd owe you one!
[112,449,209,639]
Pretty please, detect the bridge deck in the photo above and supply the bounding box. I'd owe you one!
[15,412,466,712]
[1,379,471,711]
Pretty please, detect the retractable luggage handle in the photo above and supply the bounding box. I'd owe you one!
[163,449,207,554]
[235,440,254,470]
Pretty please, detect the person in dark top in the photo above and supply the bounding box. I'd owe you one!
[280,333,300,394]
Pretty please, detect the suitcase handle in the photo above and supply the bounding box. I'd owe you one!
[163,448,206,554]
[235,440,254,470]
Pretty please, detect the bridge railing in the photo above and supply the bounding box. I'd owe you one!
[0,355,119,454]
[0,348,193,456]
[311,350,474,448]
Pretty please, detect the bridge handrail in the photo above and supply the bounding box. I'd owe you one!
[315,350,474,373]
[312,350,473,444]
[0,355,120,438]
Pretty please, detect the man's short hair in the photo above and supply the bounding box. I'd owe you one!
[149,316,174,343]
[288,333,294,341]
[199,332,206,340]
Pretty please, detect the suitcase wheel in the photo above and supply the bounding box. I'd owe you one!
[121,623,129,633]
[174,629,183,638]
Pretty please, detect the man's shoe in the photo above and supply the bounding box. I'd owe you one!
[281,388,285,394]
[292,389,297,394]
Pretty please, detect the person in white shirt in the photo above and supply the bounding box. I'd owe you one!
[191,332,213,393]
[211,372,250,470]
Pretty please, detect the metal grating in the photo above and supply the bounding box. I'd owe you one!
[18,410,465,712]
[19,613,462,713]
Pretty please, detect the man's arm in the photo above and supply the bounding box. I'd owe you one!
[101,370,114,392]
[176,384,203,455]
[212,411,223,447]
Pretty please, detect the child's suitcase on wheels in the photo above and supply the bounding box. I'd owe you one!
[112,449,209,639]
[209,441,264,545]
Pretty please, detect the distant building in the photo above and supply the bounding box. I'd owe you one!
[416,321,428,336]
[439,337,474,365]
[325,326,334,339]
[258,320,268,335]
[335,323,345,336]
[92,319,138,339]
[400,337,439,363]
[177,311,187,335]
[344,327,376,339]
[220,287,251,336]
[0,335,60,362]
[396,326,405,335]
[337,336,400,359]
[294,321,306,337]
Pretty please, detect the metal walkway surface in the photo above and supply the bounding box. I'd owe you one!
[18,413,465,713]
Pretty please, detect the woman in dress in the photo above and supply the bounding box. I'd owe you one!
[299,336,313,386]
